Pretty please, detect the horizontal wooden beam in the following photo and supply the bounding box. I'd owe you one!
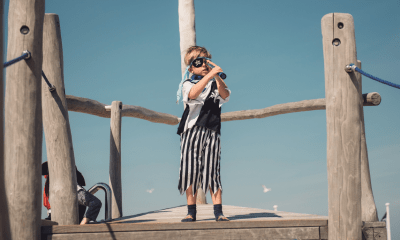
[221,92,380,122]
[66,95,179,125]
[65,92,381,125]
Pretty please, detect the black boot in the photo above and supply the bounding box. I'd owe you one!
[181,204,196,222]
[214,204,229,221]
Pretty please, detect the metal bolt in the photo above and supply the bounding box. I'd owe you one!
[332,38,341,46]
[20,25,29,35]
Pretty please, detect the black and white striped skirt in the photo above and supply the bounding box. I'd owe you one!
[178,126,222,195]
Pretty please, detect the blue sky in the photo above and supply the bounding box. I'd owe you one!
[4,0,399,236]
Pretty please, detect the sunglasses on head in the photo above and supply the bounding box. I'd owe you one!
[191,57,209,68]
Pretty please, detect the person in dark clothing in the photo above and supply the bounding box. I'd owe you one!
[42,162,102,224]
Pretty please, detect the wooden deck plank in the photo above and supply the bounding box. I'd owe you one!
[45,227,321,240]
[43,205,327,234]
[42,205,328,239]
[112,204,327,223]
[43,219,328,234]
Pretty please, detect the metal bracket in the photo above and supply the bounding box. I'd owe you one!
[22,50,31,60]
[345,64,356,73]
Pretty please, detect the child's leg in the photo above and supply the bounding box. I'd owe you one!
[210,188,228,221]
[209,188,222,205]
[77,188,102,224]
[186,184,198,205]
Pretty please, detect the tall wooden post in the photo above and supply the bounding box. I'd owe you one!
[358,61,378,222]
[322,13,362,239]
[42,13,79,225]
[178,0,196,76]
[4,0,45,239]
[0,0,11,239]
[109,101,123,218]
[178,0,207,204]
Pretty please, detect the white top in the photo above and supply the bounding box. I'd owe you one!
[181,78,231,133]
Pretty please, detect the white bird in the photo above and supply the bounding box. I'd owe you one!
[146,188,154,193]
[262,185,271,193]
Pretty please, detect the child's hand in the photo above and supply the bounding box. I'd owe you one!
[207,60,223,76]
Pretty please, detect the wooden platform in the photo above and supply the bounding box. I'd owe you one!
[42,204,329,239]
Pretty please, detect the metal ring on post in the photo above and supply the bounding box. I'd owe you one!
[345,64,356,73]
[22,50,31,60]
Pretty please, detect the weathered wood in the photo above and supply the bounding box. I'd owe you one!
[109,101,123,218]
[178,0,196,76]
[363,221,385,228]
[42,205,330,239]
[358,61,379,222]
[373,227,387,240]
[66,95,180,125]
[196,188,207,204]
[44,227,321,240]
[43,220,328,235]
[4,0,45,239]
[362,222,387,240]
[0,1,11,239]
[66,94,380,126]
[322,13,362,239]
[42,13,79,226]
[42,205,328,235]
[362,92,381,106]
[41,220,59,226]
[320,226,328,239]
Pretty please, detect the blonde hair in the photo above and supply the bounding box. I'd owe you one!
[184,46,212,66]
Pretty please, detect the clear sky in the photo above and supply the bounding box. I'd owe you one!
[3,0,399,237]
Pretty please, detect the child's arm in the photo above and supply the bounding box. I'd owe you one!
[188,66,221,99]
[207,61,230,100]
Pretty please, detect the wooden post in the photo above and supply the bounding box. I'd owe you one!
[109,101,123,218]
[178,0,196,76]
[178,0,207,204]
[0,0,11,239]
[42,14,79,225]
[322,13,362,239]
[357,60,378,222]
[4,0,45,239]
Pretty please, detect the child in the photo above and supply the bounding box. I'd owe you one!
[176,46,231,222]
[42,161,102,225]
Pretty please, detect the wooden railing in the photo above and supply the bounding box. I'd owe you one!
[66,92,381,124]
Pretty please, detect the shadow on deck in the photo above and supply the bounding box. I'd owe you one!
[41,205,331,239]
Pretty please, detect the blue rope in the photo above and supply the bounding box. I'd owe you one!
[41,71,56,91]
[349,64,400,89]
[3,52,30,68]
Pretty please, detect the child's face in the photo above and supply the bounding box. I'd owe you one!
[189,56,210,77]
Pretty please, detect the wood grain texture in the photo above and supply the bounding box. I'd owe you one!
[0,1,11,239]
[362,222,385,228]
[65,94,380,126]
[66,95,180,125]
[4,1,45,239]
[362,92,381,106]
[42,205,328,235]
[44,227,321,240]
[322,13,362,240]
[178,0,196,76]
[42,205,330,239]
[358,61,378,222]
[42,13,79,226]
[109,101,123,218]
[196,188,207,204]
